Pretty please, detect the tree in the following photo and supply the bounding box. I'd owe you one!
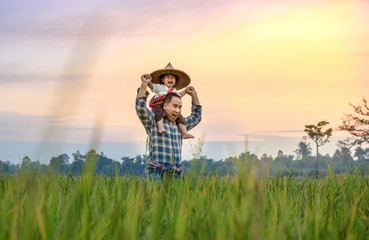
[273,150,293,174]
[49,157,61,174]
[260,154,272,176]
[121,157,136,175]
[294,141,312,160]
[354,146,369,162]
[73,150,85,162]
[49,154,69,174]
[21,156,32,172]
[134,155,145,165]
[338,97,369,147]
[71,159,84,175]
[134,155,146,175]
[332,147,354,168]
[304,121,333,178]
[59,154,70,164]
[85,149,98,174]
[0,160,9,173]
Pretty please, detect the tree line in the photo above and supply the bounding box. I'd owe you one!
[0,143,368,177]
[1,97,368,177]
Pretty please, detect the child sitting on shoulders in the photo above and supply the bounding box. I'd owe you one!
[141,63,194,139]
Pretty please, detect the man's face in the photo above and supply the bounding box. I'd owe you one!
[162,74,176,88]
[163,96,182,122]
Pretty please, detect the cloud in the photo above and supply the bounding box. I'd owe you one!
[0,111,47,126]
[0,0,257,38]
[0,110,143,144]
[0,13,115,38]
[2,0,364,41]
[0,111,88,141]
[0,74,88,84]
[251,130,304,134]
[240,130,306,142]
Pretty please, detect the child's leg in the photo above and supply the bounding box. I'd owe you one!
[153,106,166,134]
[178,122,194,139]
[157,118,166,134]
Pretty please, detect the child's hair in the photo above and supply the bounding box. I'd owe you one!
[164,92,181,104]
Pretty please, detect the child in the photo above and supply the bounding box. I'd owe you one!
[142,63,194,139]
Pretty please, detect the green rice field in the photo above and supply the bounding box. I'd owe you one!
[1,165,368,240]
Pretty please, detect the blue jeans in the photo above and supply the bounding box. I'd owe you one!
[146,162,182,181]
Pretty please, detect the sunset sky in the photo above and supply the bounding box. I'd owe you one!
[1,0,368,163]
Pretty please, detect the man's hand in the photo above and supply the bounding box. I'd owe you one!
[185,86,196,96]
[141,74,152,85]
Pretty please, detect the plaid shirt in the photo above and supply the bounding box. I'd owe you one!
[135,89,202,165]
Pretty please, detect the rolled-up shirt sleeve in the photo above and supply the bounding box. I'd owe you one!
[135,88,153,134]
[184,103,202,131]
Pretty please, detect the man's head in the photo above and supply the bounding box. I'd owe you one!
[163,92,182,122]
[160,74,177,89]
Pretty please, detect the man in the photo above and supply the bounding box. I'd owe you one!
[136,67,202,180]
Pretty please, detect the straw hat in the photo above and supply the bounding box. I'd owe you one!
[150,63,191,90]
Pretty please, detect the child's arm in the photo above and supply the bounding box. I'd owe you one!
[148,81,153,90]
[179,90,186,97]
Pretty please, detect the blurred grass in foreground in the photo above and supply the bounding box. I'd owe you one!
[0,163,368,240]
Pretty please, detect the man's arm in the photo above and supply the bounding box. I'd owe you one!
[136,75,154,134]
[184,86,202,131]
[138,74,151,97]
[187,86,200,105]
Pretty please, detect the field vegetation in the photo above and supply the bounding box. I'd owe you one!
[1,160,368,240]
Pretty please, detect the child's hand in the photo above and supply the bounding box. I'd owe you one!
[185,86,196,96]
[141,74,152,85]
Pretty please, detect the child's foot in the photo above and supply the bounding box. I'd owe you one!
[158,127,167,134]
[182,133,194,139]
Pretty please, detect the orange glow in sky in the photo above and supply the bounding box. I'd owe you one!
[1,0,368,161]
